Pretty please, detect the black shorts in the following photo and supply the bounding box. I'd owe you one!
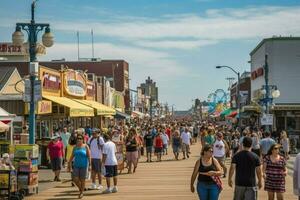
[51,157,62,171]
[105,165,118,177]
[155,147,163,153]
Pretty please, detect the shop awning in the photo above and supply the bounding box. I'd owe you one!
[115,110,131,119]
[220,108,233,117]
[227,111,238,118]
[131,110,145,119]
[43,96,94,117]
[73,100,116,116]
[241,105,261,113]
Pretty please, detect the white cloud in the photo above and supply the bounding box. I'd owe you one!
[45,6,300,41]
[43,42,189,87]
[135,39,218,49]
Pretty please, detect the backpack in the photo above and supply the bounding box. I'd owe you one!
[88,136,102,150]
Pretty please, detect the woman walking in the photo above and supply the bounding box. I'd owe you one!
[190,144,223,200]
[172,130,181,160]
[154,132,163,162]
[251,132,261,157]
[280,131,290,159]
[125,128,139,174]
[68,134,91,199]
[47,133,64,182]
[263,144,287,200]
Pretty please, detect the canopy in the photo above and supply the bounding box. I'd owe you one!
[220,108,233,117]
[131,110,145,119]
[0,121,9,132]
[43,95,94,117]
[115,110,131,119]
[73,99,116,116]
[227,111,238,118]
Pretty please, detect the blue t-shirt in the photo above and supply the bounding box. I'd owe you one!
[73,146,88,168]
[260,138,275,155]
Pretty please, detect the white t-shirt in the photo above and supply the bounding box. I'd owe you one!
[213,139,225,157]
[181,131,191,145]
[88,136,105,159]
[103,141,118,166]
[161,134,169,145]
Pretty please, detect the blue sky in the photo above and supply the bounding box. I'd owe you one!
[1,0,300,110]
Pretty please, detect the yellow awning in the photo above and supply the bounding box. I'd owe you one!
[73,99,116,116]
[43,95,94,117]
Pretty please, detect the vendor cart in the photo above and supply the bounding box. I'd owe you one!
[0,170,24,200]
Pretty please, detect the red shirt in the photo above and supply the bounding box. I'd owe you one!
[154,136,163,148]
[48,141,64,159]
[84,134,89,143]
[166,128,171,139]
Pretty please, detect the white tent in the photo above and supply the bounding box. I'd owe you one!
[0,107,15,144]
[0,121,9,132]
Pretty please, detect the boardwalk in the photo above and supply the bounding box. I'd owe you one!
[28,142,296,200]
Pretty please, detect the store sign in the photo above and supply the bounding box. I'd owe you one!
[86,82,95,98]
[0,43,26,55]
[37,100,52,114]
[42,72,61,91]
[24,100,52,114]
[251,67,264,80]
[64,70,86,97]
[260,114,273,125]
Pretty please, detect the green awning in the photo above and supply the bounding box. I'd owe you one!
[220,108,232,117]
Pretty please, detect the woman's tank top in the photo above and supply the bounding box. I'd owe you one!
[73,146,88,168]
[198,158,216,183]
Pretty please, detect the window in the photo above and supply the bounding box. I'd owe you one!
[287,117,300,131]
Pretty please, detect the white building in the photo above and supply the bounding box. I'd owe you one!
[250,37,300,136]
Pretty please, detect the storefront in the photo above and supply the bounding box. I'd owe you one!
[37,66,116,138]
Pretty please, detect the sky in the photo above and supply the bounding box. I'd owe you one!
[1,0,300,110]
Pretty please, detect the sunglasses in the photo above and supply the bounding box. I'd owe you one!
[206,150,213,153]
[273,147,279,150]
[77,138,83,140]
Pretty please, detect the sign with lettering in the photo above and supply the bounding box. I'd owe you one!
[24,100,52,114]
[86,81,95,100]
[0,43,26,56]
[260,114,273,125]
[39,66,61,96]
[42,72,61,91]
[251,67,264,80]
[38,100,52,114]
[64,70,86,97]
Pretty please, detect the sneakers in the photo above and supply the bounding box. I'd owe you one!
[90,183,97,190]
[97,185,104,190]
[112,186,118,193]
[102,188,112,194]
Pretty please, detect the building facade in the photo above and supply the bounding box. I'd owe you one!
[0,60,130,113]
[250,37,300,138]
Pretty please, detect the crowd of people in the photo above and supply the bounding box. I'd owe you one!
[45,119,300,200]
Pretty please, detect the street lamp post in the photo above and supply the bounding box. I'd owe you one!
[216,65,241,126]
[12,1,54,144]
[260,55,280,132]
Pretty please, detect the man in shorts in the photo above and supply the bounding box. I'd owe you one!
[144,127,154,162]
[87,128,105,190]
[102,134,118,194]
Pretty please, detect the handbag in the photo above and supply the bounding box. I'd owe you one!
[211,175,223,190]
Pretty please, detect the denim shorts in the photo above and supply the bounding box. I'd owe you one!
[73,167,87,180]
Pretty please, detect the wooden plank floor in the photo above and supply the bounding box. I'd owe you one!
[27,142,297,200]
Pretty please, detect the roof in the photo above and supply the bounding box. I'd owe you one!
[0,67,16,91]
[250,37,300,56]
